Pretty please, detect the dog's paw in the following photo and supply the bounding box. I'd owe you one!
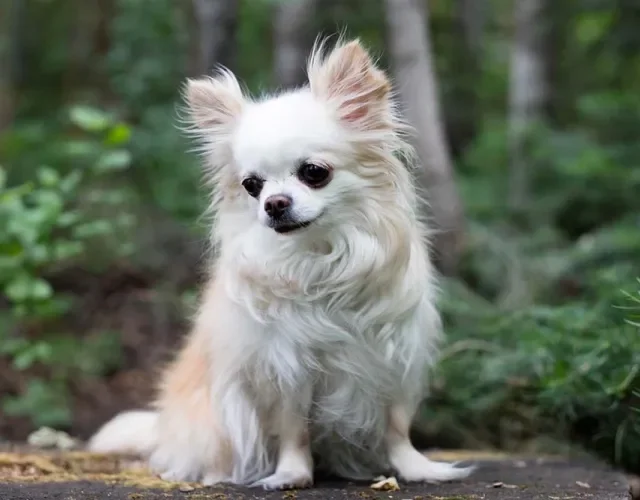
[250,470,313,490]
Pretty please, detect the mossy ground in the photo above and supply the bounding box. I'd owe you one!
[0,449,195,490]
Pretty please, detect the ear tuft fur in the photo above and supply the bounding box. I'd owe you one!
[182,69,245,132]
[307,38,392,131]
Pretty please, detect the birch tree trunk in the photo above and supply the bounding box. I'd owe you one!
[192,0,239,75]
[508,0,548,216]
[273,0,318,88]
[384,0,465,275]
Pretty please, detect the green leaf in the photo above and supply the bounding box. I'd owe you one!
[31,279,53,300]
[117,242,136,256]
[69,106,111,132]
[59,171,83,194]
[13,350,37,370]
[95,150,132,172]
[0,241,24,257]
[30,295,73,318]
[33,189,64,215]
[37,167,60,187]
[29,244,49,264]
[4,275,53,301]
[105,124,132,146]
[11,342,54,370]
[0,166,6,189]
[575,12,613,47]
[0,338,28,355]
[56,211,82,228]
[73,220,114,239]
[62,140,95,158]
[0,183,33,204]
[116,213,135,228]
[53,240,84,260]
[34,342,53,362]
[5,274,32,302]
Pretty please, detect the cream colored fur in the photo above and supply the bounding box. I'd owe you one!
[88,37,473,489]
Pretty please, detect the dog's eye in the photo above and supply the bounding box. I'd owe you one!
[241,177,264,198]
[297,162,332,188]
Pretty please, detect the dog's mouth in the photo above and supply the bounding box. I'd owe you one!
[269,211,324,234]
[273,220,314,234]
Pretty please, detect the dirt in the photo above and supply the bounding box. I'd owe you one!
[0,447,631,500]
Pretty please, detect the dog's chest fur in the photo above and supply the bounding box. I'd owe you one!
[221,226,440,479]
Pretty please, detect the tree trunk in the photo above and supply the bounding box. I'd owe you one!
[507,0,548,216]
[273,0,318,88]
[457,0,486,56]
[450,0,487,154]
[191,0,239,75]
[384,0,465,276]
[0,0,25,132]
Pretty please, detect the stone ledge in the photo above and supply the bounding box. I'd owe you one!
[0,447,632,499]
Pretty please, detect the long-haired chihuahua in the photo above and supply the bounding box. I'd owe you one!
[88,37,473,490]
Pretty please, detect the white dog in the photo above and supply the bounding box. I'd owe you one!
[88,38,473,490]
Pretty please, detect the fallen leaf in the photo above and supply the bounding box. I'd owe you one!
[179,484,195,492]
[371,476,400,491]
[488,481,517,489]
[576,481,591,488]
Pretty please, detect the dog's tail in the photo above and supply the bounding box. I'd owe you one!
[415,457,476,482]
[87,410,158,456]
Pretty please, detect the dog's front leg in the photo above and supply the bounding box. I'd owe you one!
[251,386,313,490]
[386,403,474,483]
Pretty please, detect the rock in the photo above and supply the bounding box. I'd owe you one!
[0,446,632,499]
[27,427,79,451]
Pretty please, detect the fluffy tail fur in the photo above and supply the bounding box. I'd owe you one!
[87,410,158,456]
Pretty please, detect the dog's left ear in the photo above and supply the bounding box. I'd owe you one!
[308,39,392,131]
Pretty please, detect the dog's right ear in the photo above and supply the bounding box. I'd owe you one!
[183,70,245,132]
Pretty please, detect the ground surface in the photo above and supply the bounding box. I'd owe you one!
[0,447,632,500]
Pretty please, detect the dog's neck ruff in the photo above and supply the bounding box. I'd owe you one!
[217,200,417,315]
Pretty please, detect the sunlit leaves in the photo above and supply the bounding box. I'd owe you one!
[69,106,112,133]
[95,149,132,172]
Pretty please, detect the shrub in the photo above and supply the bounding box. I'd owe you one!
[0,105,136,428]
[421,274,640,472]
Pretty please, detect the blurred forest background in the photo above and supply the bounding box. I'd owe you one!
[1,0,639,475]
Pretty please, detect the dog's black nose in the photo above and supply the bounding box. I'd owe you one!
[264,195,292,219]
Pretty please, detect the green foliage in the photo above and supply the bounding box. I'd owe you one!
[125,105,202,221]
[0,105,134,428]
[106,0,190,114]
[430,277,640,471]
[3,379,72,429]
[103,0,203,221]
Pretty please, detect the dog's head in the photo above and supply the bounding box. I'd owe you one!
[183,38,413,240]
